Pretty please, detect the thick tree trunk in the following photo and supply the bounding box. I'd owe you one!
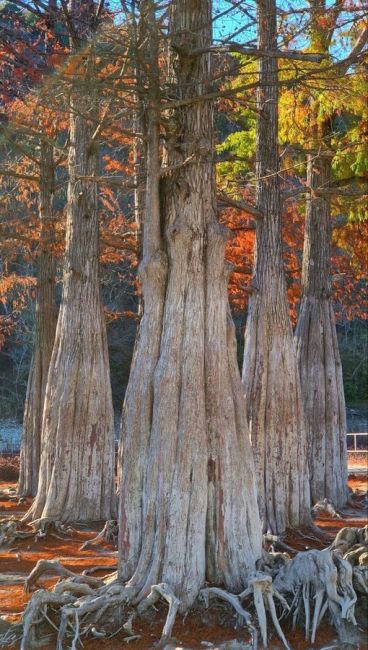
[18,143,57,497]
[242,0,310,534]
[295,128,348,507]
[119,0,262,611]
[24,2,116,523]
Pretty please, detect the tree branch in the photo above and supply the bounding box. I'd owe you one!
[340,27,368,74]
[217,191,262,219]
[177,44,326,63]
[0,169,39,182]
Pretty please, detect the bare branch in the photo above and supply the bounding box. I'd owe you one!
[217,191,262,220]
[184,44,326,63]
[0,168,39,182]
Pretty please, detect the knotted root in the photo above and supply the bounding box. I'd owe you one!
[0,518,34,547]
[0,516,75,548]
[200,576,291,650]
[21,589,76,650]
[330,526,368,596]
[79,519,118,550]
[19,562,182,649]
[200,586,252,625]
[330,525,368,555]
[200,587,257,649]
[312,499,343,519]
[20,579,134,649]
[13,524,368,649]
[1,514,116,555]
[0,487,25,503]
[353,565,368,594]
[273,546,358,644]
[25,559,105,593]
[240,572,291,650]
[30,517,75,539]
[257,548,291,577]
[82,563,118,576]
[137,582,180,646]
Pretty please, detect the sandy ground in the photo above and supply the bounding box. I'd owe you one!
[0,457,367,650]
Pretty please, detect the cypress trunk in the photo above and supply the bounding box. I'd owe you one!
[242,0,311,534]
[295,134,348,507]
[24,1,116,523]
[119,0,261,610]
[18,143,57,497]
[295,0,348,508]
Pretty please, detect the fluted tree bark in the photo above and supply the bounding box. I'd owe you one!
[118,0,261,610]
[24,0,116,523]
[242,0,310,535]
[18,143,57,497]
[295,126,348,507]
[295,0,349,507]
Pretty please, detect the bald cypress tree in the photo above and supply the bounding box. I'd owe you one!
[25,1,115,523]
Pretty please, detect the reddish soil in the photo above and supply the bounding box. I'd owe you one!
[0,462,367,649]
[348,452,368,466]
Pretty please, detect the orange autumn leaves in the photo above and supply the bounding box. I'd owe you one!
[223,202,367,324]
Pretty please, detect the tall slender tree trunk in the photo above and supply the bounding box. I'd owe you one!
[18,143,57,497]
[24,1,116,523]
[133,12,147,314]
[119,0,261,610]
[295,1,348,507]
[242,0,310,534]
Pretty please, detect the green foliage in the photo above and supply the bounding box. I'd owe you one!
[215,55,257,187]
[217,125,256,179]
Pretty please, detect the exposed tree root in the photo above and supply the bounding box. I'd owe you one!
[21,589,75,650]
[241,573,291,650]
[0,488,25,503]
[0,514,118,560]
[30,517,75,538]
[312,499,343,519]
[0,623,22,648]
[273,548,356,643]
[200,586,252,625]
[0,516,76,549]
[9,525,368,649]
[25,559,105,592]
[82,564,118,576]
[200,586,257,649]
[263,534,296,555]
[0,518,34,547]
[137,583,180,646]
[258,548,291,576]
[330,525,368,554]
[353,565,368,594]
[330,527,368,598]
[79,519,118,550]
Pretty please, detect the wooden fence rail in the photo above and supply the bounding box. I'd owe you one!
[346,432,368,452]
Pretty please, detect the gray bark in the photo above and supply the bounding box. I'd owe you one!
[295,0,348,508]
[18,143,57,497]
[24,1,116,523]
[119,0,262,611]
[295,117,348,509]
[242,0,311,534]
